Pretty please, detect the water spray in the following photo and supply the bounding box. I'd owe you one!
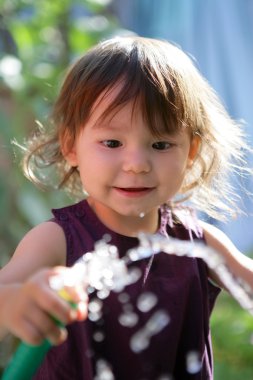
[1,233,253,379]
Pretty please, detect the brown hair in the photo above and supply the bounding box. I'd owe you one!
[21,36,251,220]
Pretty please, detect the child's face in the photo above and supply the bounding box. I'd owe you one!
[65,84,199,230]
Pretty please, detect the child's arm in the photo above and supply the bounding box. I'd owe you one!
[200,221,253,290]
[0,221,88,345]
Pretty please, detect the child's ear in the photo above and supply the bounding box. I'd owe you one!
[65,147,78,167]
[60,130,78,167]
[188,135,200,166]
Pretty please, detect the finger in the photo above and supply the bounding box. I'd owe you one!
[32,286,73,325]
[12,317,45,346]
[20,317,67,346]
[76,301,88,321]
[47,327,68,346]
[61,285,88,303]
[26,267,88,324]
[20,301,67,345]
[48,267,88,303]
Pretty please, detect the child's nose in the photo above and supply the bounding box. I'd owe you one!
[122,149,151,174]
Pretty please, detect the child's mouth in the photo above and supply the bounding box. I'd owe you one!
[114,187,154,197]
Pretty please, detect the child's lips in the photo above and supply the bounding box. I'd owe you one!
[113,187,154,197]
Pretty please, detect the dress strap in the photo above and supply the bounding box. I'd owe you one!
[159,203,173,237]
[158,203,203,241]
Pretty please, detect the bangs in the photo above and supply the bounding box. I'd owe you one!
[59,38,189,137]
[96,70,184,137]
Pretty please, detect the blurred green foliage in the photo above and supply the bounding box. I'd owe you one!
[0,0,121,267]
[0,1,253,378]
[212,292,253,379]
[0,0,123,371]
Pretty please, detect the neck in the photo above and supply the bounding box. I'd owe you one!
[87,198,159,237]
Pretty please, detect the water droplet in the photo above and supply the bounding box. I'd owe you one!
[87,285,95,294]
[145,310,170,335]
[137,292,157,312]
[103,234,111,243]
[89,299,103,313]
[95,359,115,380]
[89,312,102,322]
[118,311,139,327]
[102,268,114,280]
[127,267,142,284]
[88,299,103,321]
[97,289,110,299]
[130,331,149,353]
[186,351,202,374]
[93,331,105,342]
[118,292,130,304]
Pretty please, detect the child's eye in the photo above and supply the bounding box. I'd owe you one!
[102,140,122,148]
[152,141,172,150]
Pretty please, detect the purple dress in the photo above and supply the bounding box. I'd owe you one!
[33,200,220,380]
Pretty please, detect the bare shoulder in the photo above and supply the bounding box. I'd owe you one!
[199,220,238,255]
[15,221,67,263]
[199,220,253,289]
[0,221,67,283]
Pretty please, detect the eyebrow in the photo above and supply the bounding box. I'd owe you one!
[91,122,183,140]
[92,121,122,131]
[91,111,128,130]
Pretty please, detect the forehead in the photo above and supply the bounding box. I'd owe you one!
[92,82,123,113]
[88,82,139,127]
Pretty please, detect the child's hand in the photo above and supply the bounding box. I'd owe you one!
[1,267,88,346]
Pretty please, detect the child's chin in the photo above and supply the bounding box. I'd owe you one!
[119,209,148,218]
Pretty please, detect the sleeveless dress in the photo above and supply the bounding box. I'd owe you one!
[33,199,220,380]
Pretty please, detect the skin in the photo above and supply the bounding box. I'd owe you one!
[0,83,252,347]
[0,220,88,345]
[65,86,199,237]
